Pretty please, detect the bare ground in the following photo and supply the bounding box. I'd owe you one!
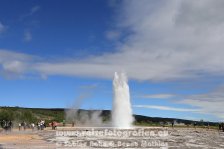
[0,127,224,149]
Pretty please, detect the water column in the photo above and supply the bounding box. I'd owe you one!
[112,72,134,128]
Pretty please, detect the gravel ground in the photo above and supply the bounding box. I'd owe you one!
[0,127,224,149]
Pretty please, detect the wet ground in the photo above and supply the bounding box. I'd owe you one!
[0,127,224,149]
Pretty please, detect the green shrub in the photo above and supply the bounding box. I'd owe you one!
[0,109,15,121]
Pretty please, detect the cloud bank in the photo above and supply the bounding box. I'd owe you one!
[133,105,200,112]
[135,86,224,121]
[1,0,224,81]
[178,86,224,120]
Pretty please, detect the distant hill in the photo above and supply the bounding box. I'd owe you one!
[100,109,218,126]
[0,106,218,126]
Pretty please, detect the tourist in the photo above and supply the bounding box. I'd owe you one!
[0,120,5,129]
[193,122,197,129]
[18,123,21,131]
[31,123,35,131]
[8,121,12,131]
[72,121,75,127]
[171,121,174,128]
[219,123,221,130]
[39,120,45,130]
[54,121,57,130]
[1,120,6,132]
[37,121,40,130]
[40,120,43,130]
[43,120,46,128]
[52,121,57,130]
[0,120,13,132]
[51,121,54,130]
[23,121,27,131]
[21,121,24,130]
[222,123,224,132]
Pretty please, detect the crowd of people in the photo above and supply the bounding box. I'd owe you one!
[0,120,13,132]
[0,119,60,132]
[0,120,47,132]
[1,119,224,132]
[19,120,47,131]
[37,120,46,130]
[18,121,27,131]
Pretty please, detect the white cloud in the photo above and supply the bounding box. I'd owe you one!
[178,86,224,120]
[105,30,121,40]
[133,105,200,112]
[2,61,26,74]
[30,6,40,15]
[0,22,6,33]
[134,86,224,121]
[20,5,40,20]
[24,31,32,42]
[140,94,175,99]
[79,84,99,90]
[0,50,33,78]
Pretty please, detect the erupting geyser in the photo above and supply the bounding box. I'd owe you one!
[112,72,134,128]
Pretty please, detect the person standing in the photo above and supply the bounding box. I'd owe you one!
[72,121,75,127]
[171,121,174,128]
[222,123,224,132]
[8,121,12,131]
[18,123,21,131]
[31,123,35,131]
[51,121,54,130]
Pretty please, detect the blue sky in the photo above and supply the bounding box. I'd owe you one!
[1,0,224,122]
